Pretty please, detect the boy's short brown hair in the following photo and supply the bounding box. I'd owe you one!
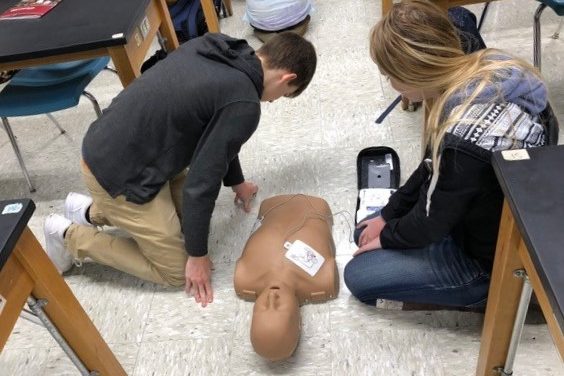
[257,32,317,97]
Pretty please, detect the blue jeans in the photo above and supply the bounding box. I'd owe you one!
[344,215,490,307]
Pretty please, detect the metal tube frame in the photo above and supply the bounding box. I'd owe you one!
[26,296,99,376]
[497,269,533,376]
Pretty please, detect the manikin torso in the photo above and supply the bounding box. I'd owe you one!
[234,194,339,360]
[235,194,338,303]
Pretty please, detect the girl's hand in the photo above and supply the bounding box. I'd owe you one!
[357,215,386,247]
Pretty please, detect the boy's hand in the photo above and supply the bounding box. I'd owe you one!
[232,181,258,213]
[185,256,214,307]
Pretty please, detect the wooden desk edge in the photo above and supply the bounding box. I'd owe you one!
[0,0,179,88]
[0,228,127,375]
[518,245,564,358]
[476,201,564,375]
[476,201,525,375]
[0,256,34,352]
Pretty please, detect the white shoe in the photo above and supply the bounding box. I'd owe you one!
[44,214,73,273]
[64,192,93,226]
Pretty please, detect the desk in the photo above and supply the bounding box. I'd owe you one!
[0,199,125,375]
[476,146,564,375]
[0,0,179,87]
[381,0,495,15]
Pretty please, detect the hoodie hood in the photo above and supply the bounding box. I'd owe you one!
[194,33,264,98]
[426,59,548,217]
[444,56,547,117]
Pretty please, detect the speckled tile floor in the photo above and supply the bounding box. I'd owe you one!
[1,0,563,375]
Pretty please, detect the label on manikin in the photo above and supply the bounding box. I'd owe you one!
[284,240,325,277]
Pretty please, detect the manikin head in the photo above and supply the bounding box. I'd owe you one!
[250,283,301,361]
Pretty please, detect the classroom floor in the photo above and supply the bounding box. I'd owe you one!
[1,0,563,375]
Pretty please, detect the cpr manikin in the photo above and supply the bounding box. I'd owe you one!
[234,194,339,361]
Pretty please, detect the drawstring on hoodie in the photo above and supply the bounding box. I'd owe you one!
[425,155,441,217]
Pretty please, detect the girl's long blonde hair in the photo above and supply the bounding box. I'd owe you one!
[370,0,542,173]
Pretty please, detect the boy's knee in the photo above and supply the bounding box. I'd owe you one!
[160,271,186,287]
[156,264,186,287]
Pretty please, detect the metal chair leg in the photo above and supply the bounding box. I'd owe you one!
[477,1,491,32]
[552,18,563,39]
[103,66,118,75]
[534,3,548,70]
[1,117,36,192]
[46,113,66,134]
[81,91,103,118]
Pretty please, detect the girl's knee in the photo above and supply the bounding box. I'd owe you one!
[344,254,392,304]
[344,260,372,302]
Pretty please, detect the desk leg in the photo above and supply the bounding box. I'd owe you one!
[382,0,451,16]
[381,0,393,16]
[201,0,220,33]
[476,201,525,376]
[0,256,34,351]
[108,47,139,87]
[109,0,180,87]
[13,227,126,376]
[156,0,179,52]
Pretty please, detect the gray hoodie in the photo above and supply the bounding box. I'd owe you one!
[83,34,264,257]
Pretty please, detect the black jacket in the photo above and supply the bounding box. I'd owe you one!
[380,135,504,270]
[380,101,547,271]
[82,34,264,257]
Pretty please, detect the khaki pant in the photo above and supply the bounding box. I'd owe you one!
[65,161,188,286]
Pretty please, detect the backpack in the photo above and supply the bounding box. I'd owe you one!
[141,0,225,72]
[168,0,224,43]
[447,7,487,54]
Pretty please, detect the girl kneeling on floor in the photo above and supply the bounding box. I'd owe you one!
[344,0,550,308]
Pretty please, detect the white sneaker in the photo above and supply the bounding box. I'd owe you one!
[44,214,73,273]
[64,192,93,226]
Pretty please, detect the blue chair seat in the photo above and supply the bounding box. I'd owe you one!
[540,0,564,16]
[0,74,94,117]
[0,56,112,192]
[9,57,110,87]
[0,57,110,118]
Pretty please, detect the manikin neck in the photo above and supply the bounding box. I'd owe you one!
[264,280,296,295]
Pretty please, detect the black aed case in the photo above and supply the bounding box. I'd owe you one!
[355,146,401,224]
